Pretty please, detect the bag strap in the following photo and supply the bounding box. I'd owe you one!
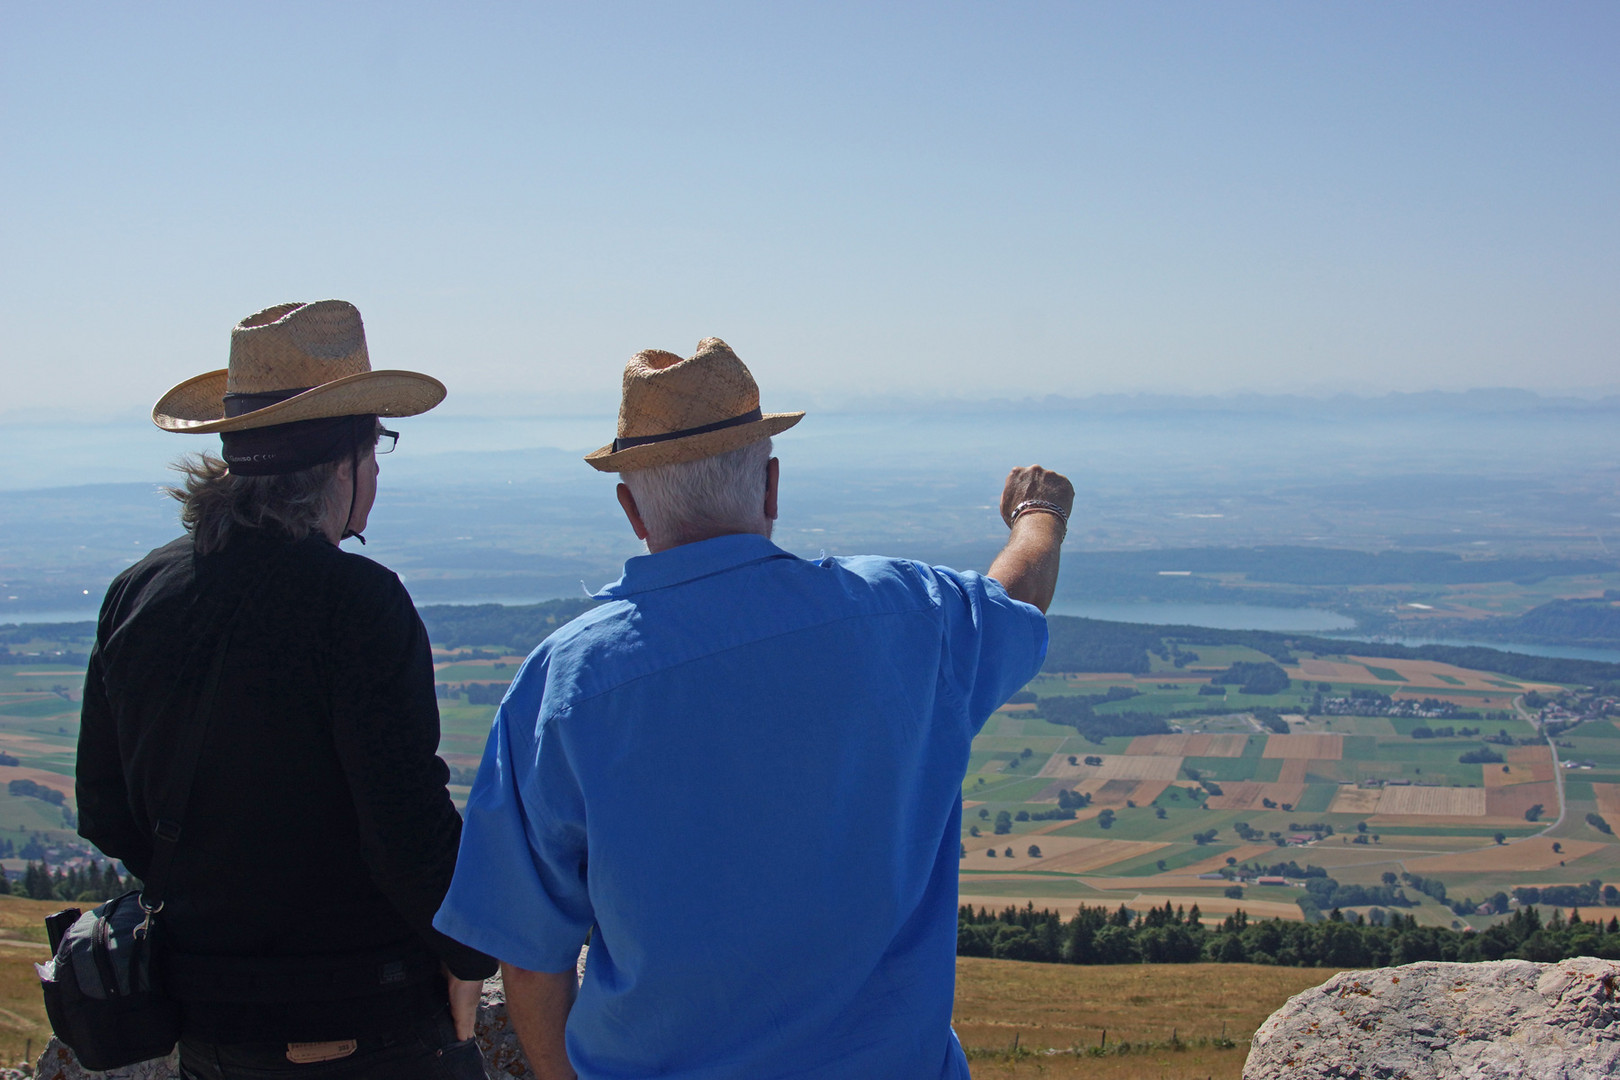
[138,545,295,920]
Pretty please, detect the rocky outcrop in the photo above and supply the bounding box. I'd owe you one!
[471,972,532,1079]
[31,974,537,1080]
[1245,957,1620,1079]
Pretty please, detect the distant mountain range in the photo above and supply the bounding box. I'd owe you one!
[828,387,1620,417]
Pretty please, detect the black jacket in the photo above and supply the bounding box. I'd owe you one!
[77,528,496,1042]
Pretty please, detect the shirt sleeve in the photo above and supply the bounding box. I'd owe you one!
[434,658,595,974]
[75,628,149,875]
[327,570,497,980]
[923,564,1049,731]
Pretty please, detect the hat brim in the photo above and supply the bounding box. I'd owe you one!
[584,412,803,472]
[153,369,447,433]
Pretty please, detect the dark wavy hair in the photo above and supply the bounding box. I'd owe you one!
[165,421,379,554]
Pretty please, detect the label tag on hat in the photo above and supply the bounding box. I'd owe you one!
[286,1040,358,1063]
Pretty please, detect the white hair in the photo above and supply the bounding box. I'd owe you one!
[622,438,772,549]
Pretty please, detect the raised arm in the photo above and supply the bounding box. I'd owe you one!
[986,465,1074,614]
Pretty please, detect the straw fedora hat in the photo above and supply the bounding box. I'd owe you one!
[152,300,446,433]
[584,338,803,472]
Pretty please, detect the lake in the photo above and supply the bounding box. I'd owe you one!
[1322,635,1620,665]
[13,599,1619,666]
[1042,602,1620,665]
[1046,601,1357,632]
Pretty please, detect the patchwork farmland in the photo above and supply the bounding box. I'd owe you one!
[3,614,1617,941]
[962,635,1620,930]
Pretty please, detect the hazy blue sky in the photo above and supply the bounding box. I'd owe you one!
[3,2,1617,422]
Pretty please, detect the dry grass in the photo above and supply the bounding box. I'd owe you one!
[1328,787,1384,814]
[1484,762,1541,788]
[1405,835,1606,874]
[0,897,62,1066]
[954,959,1340,1079]
[0,888,1331,1080]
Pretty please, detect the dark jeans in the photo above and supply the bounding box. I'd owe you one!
[178,1008,486,1080]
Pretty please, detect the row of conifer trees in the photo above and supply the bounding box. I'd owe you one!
[959,900,1620,968]
[6,859,135,902]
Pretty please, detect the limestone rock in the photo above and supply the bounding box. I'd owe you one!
[32,1042,178,1080]
[1245,957,1620,1079]
[474,971,534,1079]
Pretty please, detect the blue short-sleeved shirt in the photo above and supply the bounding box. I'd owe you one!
[435,534,1047,1080]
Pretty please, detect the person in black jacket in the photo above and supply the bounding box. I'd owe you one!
[76,300,496,1078]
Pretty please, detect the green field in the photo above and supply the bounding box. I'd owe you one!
[0,658,87,851]
[432,661,519,683]
[6,616,1618,935]
[956,632,1620,926]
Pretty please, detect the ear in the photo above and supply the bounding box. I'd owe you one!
[617,483,650,541]
[764,457,780,521]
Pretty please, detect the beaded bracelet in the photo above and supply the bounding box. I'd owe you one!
[1010,499,1069,532]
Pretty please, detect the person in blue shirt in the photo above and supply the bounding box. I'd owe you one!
[434,338,1072,1080]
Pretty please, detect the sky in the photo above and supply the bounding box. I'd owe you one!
[2,2,1617,424]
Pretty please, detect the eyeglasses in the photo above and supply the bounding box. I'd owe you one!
[377,428,399,455]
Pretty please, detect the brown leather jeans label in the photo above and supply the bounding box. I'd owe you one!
[285,1040,359,1064]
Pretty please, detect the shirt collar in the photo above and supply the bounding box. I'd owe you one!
[592,533,799,599]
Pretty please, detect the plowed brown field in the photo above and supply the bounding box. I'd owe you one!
[1092,755,1185,781]
[1204,781,1307,811]
[1277,758,1309,784]
[1484,781,1556,818]
[1126,733,1247,757]
[1263,733,1343,759]
[1377,786,1486,816]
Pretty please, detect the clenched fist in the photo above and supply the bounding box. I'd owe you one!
[998,466,1075,529]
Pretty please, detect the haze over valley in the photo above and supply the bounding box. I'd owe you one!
[5,390,1616,656]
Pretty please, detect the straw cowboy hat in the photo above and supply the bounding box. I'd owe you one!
[585,338,803,472]
[152,300,446,434]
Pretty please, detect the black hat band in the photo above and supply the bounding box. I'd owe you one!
[221,413,373,477]
[610,407,763,453]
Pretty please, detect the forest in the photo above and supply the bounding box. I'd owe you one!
[959,900,1620,970]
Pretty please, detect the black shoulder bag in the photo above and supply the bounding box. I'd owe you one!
[37,569,268,1070]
